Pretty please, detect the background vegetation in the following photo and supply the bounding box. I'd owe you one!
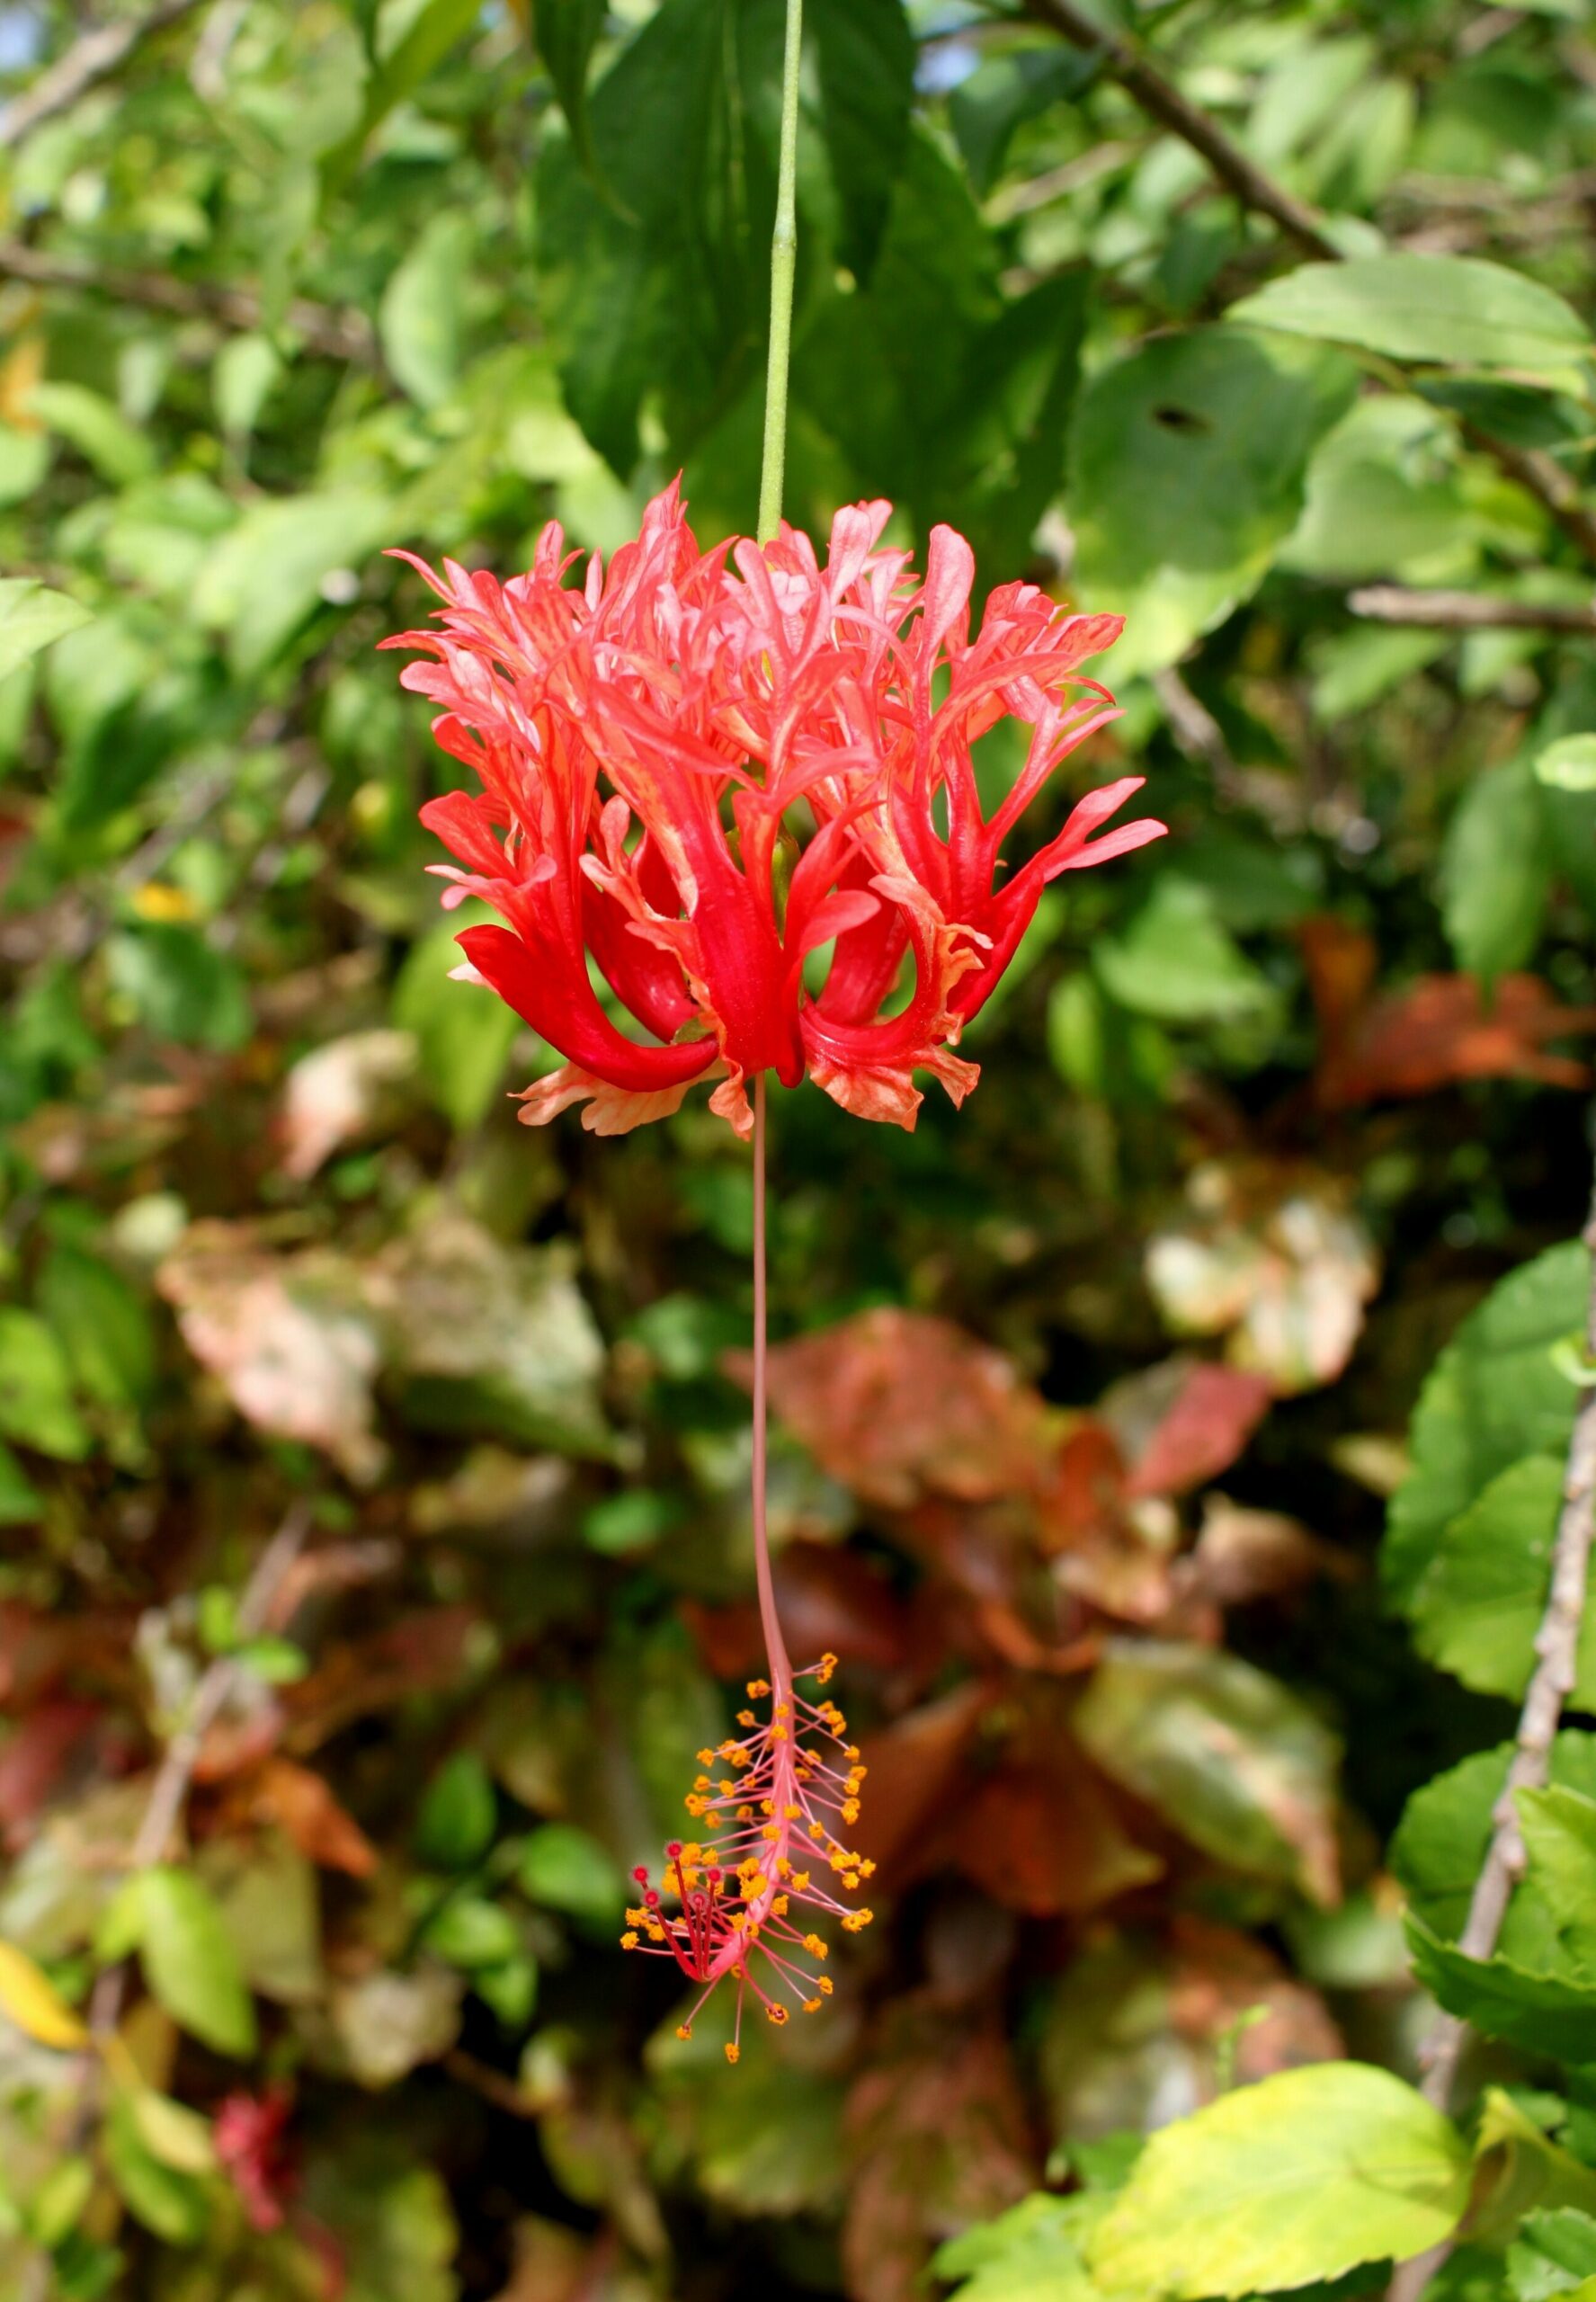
[2,0,1596,2296]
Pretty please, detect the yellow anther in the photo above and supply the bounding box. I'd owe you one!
[804,1997,823,2013]
[766,2003,789,2025]
[817,1976,834,1996]
[746,1680,770,1699]
[620,1931,639,1950]
[737,1709,756,1727]
[726,2042,740,2065]
[791,1870,811,1891]
[803,1934,827,1958]
[697,1750,717,1767]
[677,2023,692,2041]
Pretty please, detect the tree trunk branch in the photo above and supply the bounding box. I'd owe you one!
[0,0,206,149]
[0,238,374,364]
[1350,585,1596,633]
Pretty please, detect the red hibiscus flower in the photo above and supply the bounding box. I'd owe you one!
[384,483,1163,1138]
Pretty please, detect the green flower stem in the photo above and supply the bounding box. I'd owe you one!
[755,0,804,544]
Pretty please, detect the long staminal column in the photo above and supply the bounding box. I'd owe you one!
[620,1078,874,2061]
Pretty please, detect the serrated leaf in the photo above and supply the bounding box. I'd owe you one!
[1386,1242,1586,1611]
[0,579,92,683]
[1233,254,1591,376]
[138,1868,257,2057]
[1409,1455,1596,1703]
[0,1937,88,2049]
[1088,2062,1471,2299]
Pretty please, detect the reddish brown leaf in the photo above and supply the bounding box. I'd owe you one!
[1317,969,1596,1106]
[682,1541,911,1680]
[747,1309,1051,1509]
[250,1758,379,1878]
[851,1682,990,1884]
[283,1607,481,1752]
[0,1700,106,1846]
[1126,1363,1273,1498]
[954,1760,1162,1916]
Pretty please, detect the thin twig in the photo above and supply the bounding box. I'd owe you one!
[18,1504,312,2302]
[1350,585,1596,634]
[1151,665,1244,799]
[1024,0,1596,567]
[0,239,375,365]
[1387,1182,1596,2302]
[1024,0,1339,259]
[0,0,206,148]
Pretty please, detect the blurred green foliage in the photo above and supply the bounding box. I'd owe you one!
[2,0,1596,2296]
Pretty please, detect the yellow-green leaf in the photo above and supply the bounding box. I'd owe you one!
[0,1938,88,2050]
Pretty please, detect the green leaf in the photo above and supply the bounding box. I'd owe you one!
[530,0,606,174]
[1093,878,1279,1026]
[1537,736,1596,794]
[1087,2063,1471,2299]
[1409,1455,1596,1703]
[1386,1242,1586,1610]
[379,213,473,409]
[1510,2207,1596,2301]
[1394,1735,1596,1955]
[415,1752,498,1870]
[138,1867,258,2057]
[519,1824,624,1927]
[422,1894,522,1969]
[392,915,521,1130]
[28,382,156,486]
[0,1439,42,1524]
[1517,1786,1596,1976]
[1441,755,1553,984]
[0,1308,92,1461]
[0,579,92,683]
[1074,1639,1342,1903]
[125,2086,217,2177]
[933,2191,1104,2302]
[950,44,1098,196]
[103,2091,211,2246]
[1395,1738,1596,2059]
[1472,2090,1596,2250]
[1408,1916,1596,2060]
[321,0,483,195]
[193,490,392,675]
[106,925,253,1053]
[36,1244,156,1413]
[1232,254,1591,376]
[807,0,915,278]
[1069,326,1358,678]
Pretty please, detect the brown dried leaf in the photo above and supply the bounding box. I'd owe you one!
[157,1223,383,1479]
[278,1027,417,1181]
[250,1758,379,1878]
[753,1309,1050,1509]
[1315,964,1596,1106]
[1146,1161,1378,1396]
